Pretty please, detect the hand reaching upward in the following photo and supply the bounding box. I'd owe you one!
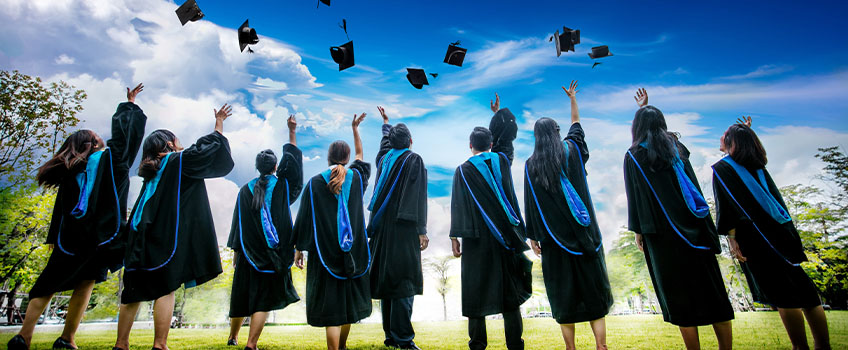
[634,88,648,107]
[127,83,144,103]
[736,116,752,128]
[490,93,500,113]
[287,114,297,146]
[562,80,579,99]
[377,106,389,124]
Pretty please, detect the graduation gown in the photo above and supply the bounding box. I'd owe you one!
[293,160,372,327]
[122,131,234,304]
[712,159,820,308]
[624,143,734,327]
[227,144,304,317]
[29,102,146,298]
[523,123,612,324]
[368,125,428,300]
[450,152,532,318]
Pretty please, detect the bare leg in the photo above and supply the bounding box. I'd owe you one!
[679,326,700,350]
[16,294,54,345]
[778,308,809,350]
[589,317,608,350]
[245,312,268,349]
[152,292,175,350]
[59,280,96,347]
[114,302,141,350]
[802,306,831,350]
[229,317,245,343]
[325,326,341,350]
[339,324,352,349]
[559,323,576,350]
[713,320,733,350]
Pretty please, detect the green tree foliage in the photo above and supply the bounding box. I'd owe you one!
[605,229,658,313]
[0,185,54,291]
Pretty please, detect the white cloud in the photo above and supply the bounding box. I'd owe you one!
[719,64,794,80]
[55,54,75,65]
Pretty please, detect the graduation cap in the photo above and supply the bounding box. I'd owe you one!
[317,0,330,7]
[330,41,355,71]
[429,73,439,78]
[238,19,259,53]
[588,45,613,59]
[176,0,204,26]
[443,42,467,67]
[406,68,429,89]
[592,62,602,69]
[552,26,580,57]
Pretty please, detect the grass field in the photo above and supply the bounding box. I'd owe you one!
[3,312,846,349]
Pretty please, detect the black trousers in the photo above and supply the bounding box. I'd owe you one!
[468,309,524,350]
[381,297,415,346]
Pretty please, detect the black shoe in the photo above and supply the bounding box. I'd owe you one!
[384,339,399,348]
[399,342,422,350]
[112,348,126,350]
[228,339,238,346]
[8,335,27,350]
[52,337,76,349]
[243,347,256,350]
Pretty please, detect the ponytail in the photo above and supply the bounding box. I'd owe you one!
[252,149,277,210]
[326,140,351,195]
[328,164,346,195]
[138,130,178,180]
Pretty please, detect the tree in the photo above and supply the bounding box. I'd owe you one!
[0,70,86,192]
[605,229,658,313]
[424,256,455,321]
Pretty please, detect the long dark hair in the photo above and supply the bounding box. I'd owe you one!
[723,124,767,169]
[252,149,277,210]
[138,129,178,180]
[527,118,566,191]
[37,130,104,188]
[327,140,351,195]
[631,106,679,170]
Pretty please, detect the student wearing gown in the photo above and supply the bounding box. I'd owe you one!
[293,113,372,350]
[113,104,235,350]
[712,117,831,350]
[523,81,613,350]
[369,106,429,350]
[450,94,533,350]
[623,89,734,350]
[7,85,147,350]
[225,116,304,350]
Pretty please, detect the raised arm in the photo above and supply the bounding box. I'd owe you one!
[376,106,392,160]
[214,103,233,134]
[562,80,580,124]
[634,88,648,108]
[287,114,297,146]
[352,112,366,161]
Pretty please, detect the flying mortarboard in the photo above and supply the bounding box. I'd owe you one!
[444,41,467,67]
[318,0,330,7]
[330,41,355,71]
[238,19,259,53]
[175,0,204,26]
[588,45,613,59]
[553,26,580,57]
[406,68,429,89]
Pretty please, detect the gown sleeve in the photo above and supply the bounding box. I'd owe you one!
[565,122,590,165]
[277,143,304,204]
[292,179,314,251]
[181,131,235,179]
[350,160,372,192]
[227,193,240,251]
[450,165,475,238]
[376,124,392,164]
[106,102,147,177]
[396,154,428,235]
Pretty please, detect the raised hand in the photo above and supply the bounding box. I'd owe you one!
[490,93,500,113]
[287,114,297,146]
[352,112,366,160]
[127,83,144,103]
[352,112,367,129]
[736,116,752,128]
[214,103,233,134]
[562,80,579,99]
[634,88,648,107]
[377,106,389,124]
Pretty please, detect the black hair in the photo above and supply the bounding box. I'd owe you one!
[527,118,566,191]
[469,127,493,152]
[37,130,103,188]
[327,140,351,195]
[723,124,767,169]
[631,106,680,171]
[388,123,412,149]
[138,129,178,180]
[252,149,277,210]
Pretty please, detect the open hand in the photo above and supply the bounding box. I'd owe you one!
[634,88,648,107]
[562,80,579,99]
[736,116,752,128]
[215,104,233,121]
[377,106,389,124]
[352,112,366,128]
[490,93,500,113]
[127,83,144,103]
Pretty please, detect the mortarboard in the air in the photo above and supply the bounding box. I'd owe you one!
[588,45,613,59]
[406,68,429,89]
[553,26,580,57]
[330,41,355,71]
[444,42,467,67]
[238,19,259,53]
[318,0,330,7]
[175,0,204,26]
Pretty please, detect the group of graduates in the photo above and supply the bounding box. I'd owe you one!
[6,81,833,350]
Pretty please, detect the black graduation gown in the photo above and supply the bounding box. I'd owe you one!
[450,152,532,318]
[368,127,428,300]
[624,143,734,327]
[122,131,234,304]
[712,160,821,308]
[227,144,304,317]
[293,160,373,327]
[523,123,612,324]
[29,102,146,298]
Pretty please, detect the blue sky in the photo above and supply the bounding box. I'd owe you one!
[2,0,847,321]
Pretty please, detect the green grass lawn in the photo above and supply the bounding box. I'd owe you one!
[4,311,846,349]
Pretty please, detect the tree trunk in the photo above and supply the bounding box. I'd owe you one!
[441,293,447,321]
